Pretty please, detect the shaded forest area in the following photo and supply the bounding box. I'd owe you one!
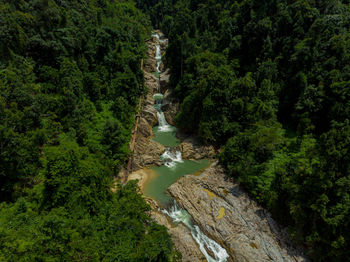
[0,0,176,260]
[137,0,350,261]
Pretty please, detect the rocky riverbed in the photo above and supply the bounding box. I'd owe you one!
[168,162,308,262]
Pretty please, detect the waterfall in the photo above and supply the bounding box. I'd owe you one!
[155,45,162,60]
[152,33,167,43]
[161,149,183,168]
[163,202,229,262]
[157,111,172,132]
[151,33,160,41]
[158,77,161,93]
[157,60,161,73]
[154,42,171,132]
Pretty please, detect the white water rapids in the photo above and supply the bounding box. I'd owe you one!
[161,149,183,168]
[156,44,162,75]
[152,33,167,43]
[156,111,173,132]
[162,203,229,262]
[152,32,229,262]
[155,44,162,60]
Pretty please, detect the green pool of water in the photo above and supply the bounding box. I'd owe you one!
[152,126,181,147]
[143,159,210,206]
[152,72,160,78]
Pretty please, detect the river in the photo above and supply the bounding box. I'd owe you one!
[143,32,229,262]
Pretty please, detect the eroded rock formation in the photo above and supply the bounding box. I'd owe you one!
[168,162,308,262]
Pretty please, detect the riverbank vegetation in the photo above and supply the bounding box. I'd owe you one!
[137,0,350,260]
[0,0,176,260]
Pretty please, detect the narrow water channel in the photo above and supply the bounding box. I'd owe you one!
[143,32,229,262]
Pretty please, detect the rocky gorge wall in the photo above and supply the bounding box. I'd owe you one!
[129,34,215,172]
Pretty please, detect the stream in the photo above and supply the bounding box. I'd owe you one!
[143,32,229,262]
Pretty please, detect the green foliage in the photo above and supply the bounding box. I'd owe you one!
[102,119,131,169]
[41,139,112,214]
[0,0,150,197]
[0,0,175,260]
[0,181,174,261]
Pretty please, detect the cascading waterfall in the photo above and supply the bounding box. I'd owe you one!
[156,59,161,73]
[152,32,229,262]
[152,33,167,43]
[157,111,172,132]
[161,149,183,168]
[162,202,229,262]
[154,38,171,132]
[155,44,162,80]
[158,77,161,93]
[155,44,162,60]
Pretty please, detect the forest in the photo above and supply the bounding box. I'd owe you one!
[0,0,177,260]
[136,0,350,261]
[1,0,350,261]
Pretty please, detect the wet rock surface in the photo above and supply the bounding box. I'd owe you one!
[168,162,308,262]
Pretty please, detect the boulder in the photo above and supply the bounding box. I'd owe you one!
[176,137,216,160]
[142,105,158,127]
[160,70,170,92]
[163,102,179,126]
[132,137,165,170]
[143,57,157,73]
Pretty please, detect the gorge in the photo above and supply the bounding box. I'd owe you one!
[126,31,307,262]
[2,1,349,261]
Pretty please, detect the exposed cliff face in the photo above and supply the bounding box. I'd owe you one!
[168,162,308,262]
[130,38,164,170]
[130,70,165,170]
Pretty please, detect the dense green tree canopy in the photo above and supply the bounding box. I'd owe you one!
[0,0,177,260]
[2,0,350,260]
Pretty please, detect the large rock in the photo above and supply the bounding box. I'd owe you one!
[176,137,216,160]
[160,69,170,83]
[146,41,156,57]
[145,73,158,92]
[160,87,180,126]
[132,137,165,170]
[137,117,153,138]
[143,57,157,73]
[142,105,158,127]
[160,69,170,93]
[168,162,308,262]
[163,102,179,126]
